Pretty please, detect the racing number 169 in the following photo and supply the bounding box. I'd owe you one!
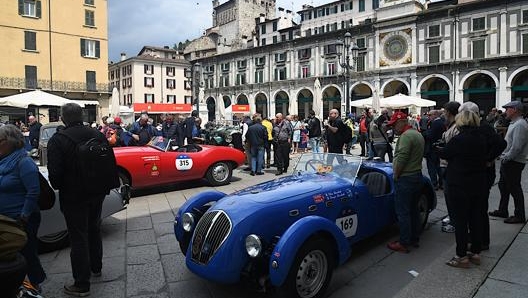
[339,217,354,231]
[336,214,358,238]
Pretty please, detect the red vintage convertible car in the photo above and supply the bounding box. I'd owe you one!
[114,137,246,189]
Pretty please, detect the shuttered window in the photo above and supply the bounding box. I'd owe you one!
[429,45,440,63]
[18,0,41,18]
[86,71,97,91]
[85,10,95,26]
[25,65,37,89]
[24,31,36,51]
[80,39,100,58]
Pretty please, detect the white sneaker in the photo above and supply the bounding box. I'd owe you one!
[442,216,450,226]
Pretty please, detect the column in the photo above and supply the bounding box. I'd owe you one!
[453,70,463,103]
[500,10,507,56]
[410,73,417,97]
[498,67,510,108]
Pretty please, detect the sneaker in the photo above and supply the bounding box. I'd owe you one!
[488,210,508,218]
[442,224,456,233]
[19,285,43,298]
[504,216,526,224]
[446,256,470,268]
[442,216,450,226]
[387,241,410,253]
[64,284,90,297]
[256,172,264,175]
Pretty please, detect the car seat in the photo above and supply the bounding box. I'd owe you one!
[360,172,389,196]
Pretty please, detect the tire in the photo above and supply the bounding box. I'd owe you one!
[283,237,335,298]
[38,230,69,253]
[417,192,430,231]
[205,162,232,186]
[118,171,130,188]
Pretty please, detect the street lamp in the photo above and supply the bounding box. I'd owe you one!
[336,32,359,116]
[193,62,201,115]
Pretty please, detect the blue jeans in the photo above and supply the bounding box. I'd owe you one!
[394,173,423,245]
[426,152,441,187]
[21,212,46,286]
[309,137,321,153]
[250,146,265,173]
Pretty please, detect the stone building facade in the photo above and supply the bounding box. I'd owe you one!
[187,0,528,122]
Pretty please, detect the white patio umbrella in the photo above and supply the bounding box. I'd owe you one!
[109,87,120,117]
[313,78,322,119]
[217,96,226,121]
[349,97,373,108]
[381,94,436,108]
[0,89,81,108]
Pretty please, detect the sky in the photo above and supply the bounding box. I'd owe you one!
[107,0,327,63]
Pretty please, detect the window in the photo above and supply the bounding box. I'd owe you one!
[429,45,440,63]
[84,0,94,5]
[80,39,100,58]
[236,73,246,85]
[305,29,312,37]
[220,75,230,87]
[110,71,114,80]
[116,70,120,79]
[122,95,126,105]
[144,64,153,75]
[166,79,175,89]
[167,95,176,104]
[356,38,366,49]
[184,96,192,104]
[221,63,230,72]
[85,10,95,27]
[86,71,96,91]
[19,0,41,18]
[121,67,126,77]
[144,77,154,87]
[359,0,365,12]
[300,65,311,78]
[255,70,264,83]
[204,65,215,73]
[472,39,485,59]
[261,38,266,46]
[372,0,379,9]
[298,48,311,60]
[523,34,528,54]
[326,62,336,76]
[274,67,287,81]
[429,25,440,37]
[237,60,247,69]
[184,80,192,90]
[273,36,278,44]
[122,79,127,89]
[275,52,286,62]
[281,34,287,42]
[325,44,337,55]
[204,77,214,89]
[356,54,366,72]
[523,10,528,24]
[273,21,278,31]
[127,65,132,76]
[255,56,266,66]
[127,77,132,87]
[261,24,266,34]
[472,17,486,31]
[24,31,36,51]
[25,65,37,89]
[144,94,154,103]
[166,66,175,76]
[127,94,132,105]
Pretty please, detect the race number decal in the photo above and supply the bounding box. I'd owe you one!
[176,155,193,171]
[336,214,358,238]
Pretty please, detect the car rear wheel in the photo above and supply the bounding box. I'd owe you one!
[38,231,69,253]
[205,162,232,186]
[283,238,334,298]
[418,192,430,231]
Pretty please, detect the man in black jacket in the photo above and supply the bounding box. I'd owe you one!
[47,103,119,296]
[246,114,267,175]
[306,110,322,153]
[27,115,42,149]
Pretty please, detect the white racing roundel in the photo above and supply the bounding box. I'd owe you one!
[336,214,358,238]
[175,155,193,171]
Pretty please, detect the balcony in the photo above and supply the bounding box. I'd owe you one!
[0,77,111,94]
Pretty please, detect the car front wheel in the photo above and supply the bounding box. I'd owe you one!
[283,238,335,298]
[205,162,232,186]
[38,230,69,253]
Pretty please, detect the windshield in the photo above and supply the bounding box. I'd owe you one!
[147,136,171,151]
[292,153,362,182]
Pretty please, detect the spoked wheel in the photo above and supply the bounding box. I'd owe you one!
[284,238,334,298]
[417,192,430,231]
[206,162,232,186]
[38,230,69,253]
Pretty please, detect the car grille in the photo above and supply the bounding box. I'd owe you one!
[191,210,231,264]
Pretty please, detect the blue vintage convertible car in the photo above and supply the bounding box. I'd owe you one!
[174,154,436,298]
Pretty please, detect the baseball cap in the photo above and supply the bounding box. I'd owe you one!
[502,100,524,110]
[387,111,408,126]
[114,117,122,124]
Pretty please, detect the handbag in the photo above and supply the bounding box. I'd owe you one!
[0,214,27,262]
[38,172,55,210]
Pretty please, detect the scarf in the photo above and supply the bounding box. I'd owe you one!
[0,148,28,176]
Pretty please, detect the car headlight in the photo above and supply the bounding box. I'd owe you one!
[181,212,195,232]
[225,134,233,143]
[245,234,262,258]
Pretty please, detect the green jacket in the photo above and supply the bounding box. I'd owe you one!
[393,128,424,178]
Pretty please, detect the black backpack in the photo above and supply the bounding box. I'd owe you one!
[59,130,120,195]
[341,123,353,144]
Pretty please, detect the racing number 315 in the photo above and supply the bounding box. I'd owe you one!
[179,159,190,167]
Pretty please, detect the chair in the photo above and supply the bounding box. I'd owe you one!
[360,172,388,196]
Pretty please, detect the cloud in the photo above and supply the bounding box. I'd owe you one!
[108,0,336,62]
